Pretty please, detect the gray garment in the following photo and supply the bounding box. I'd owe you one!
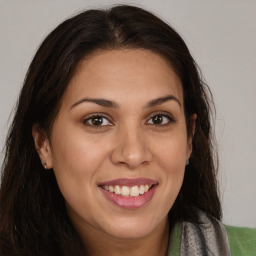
[180,210,231,256]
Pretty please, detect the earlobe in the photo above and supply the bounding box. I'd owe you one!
[191,113,197,136]
[32,124,53,169]
[186,113,197,159]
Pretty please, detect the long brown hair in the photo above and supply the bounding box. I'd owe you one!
[0,5,221,255]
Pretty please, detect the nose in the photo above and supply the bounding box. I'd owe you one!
[110,126,152,170]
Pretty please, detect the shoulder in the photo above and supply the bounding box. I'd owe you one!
[225,225,256,256]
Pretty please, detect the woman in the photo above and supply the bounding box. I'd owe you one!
[0,4,255,256]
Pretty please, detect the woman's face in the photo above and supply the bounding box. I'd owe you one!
[36,49,193,240]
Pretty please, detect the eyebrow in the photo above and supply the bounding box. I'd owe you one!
[145,95,181,108]
[71,98,118,109]
[70,95,181,109]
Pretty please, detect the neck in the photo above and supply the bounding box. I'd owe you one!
[74,218,169,256]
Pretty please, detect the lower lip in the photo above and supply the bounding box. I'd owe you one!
[100,185,157,209]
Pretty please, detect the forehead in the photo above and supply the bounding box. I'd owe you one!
[62,49,184,108]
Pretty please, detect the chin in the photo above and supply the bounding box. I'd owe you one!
[102,215,166,240]
[107,226,152,240]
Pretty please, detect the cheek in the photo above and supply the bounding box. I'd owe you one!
[152,131,188,201]
[49,125,107,204]
[154,131,188,171]
[50,119,108,172]
[52,135,97,177]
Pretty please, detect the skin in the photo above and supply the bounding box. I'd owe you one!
[33,49,196,256]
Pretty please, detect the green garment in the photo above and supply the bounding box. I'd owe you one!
[167,222,256,256]
[226,225,256,256]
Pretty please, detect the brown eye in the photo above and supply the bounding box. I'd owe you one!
[84,115,112,126]
[147,114,173,125]
[152,115,164,125]
[91,116,103,126]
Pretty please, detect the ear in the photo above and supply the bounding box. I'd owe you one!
[186,113,197,159]
[32,124,53,169]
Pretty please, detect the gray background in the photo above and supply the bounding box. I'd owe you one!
[0,0,255,228]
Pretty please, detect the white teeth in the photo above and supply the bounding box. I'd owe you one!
[130,186,140,196]
[114,185,121,195]
[144,185,150,192]
[102,184,152,197]
[121,186,130,196]
[139,185,145,195]
[103,186,109,191]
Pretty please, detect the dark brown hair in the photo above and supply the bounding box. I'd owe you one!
[0,5,221,255]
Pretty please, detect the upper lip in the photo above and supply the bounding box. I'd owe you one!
[98,178,158,187]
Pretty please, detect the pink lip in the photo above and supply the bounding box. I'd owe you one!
[98,178,158,187]
[98,178,158,210]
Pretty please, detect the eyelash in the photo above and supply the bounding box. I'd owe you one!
[146,112,175,126]
[82,112,175,128]
[82,114,113,127]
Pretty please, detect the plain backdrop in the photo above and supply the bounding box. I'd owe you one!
[0,0,255,228]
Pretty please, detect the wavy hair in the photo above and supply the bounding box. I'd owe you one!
[0,5,221,255]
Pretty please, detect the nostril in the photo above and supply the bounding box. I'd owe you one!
[110,137,152,169]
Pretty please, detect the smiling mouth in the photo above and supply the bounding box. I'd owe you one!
[102,184,153,197]
[99,178,158,209]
